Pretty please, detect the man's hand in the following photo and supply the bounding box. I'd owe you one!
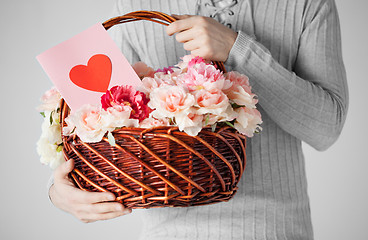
[167,15,237,62]
[49,159,131,223]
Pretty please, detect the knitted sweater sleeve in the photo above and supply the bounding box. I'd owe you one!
[225,0,348,151]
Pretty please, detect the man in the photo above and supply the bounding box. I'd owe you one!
[49,0,348,239]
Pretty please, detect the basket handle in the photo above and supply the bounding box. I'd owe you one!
[102,10,226,73]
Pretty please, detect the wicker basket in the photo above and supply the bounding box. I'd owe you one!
[61,11,246,209]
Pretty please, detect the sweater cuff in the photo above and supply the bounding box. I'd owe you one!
[47,174,54,202]
[225,30,254,68]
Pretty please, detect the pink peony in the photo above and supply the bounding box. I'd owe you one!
[132,62,155,79]
[155,66,175,74]
[181,55,197,64]
[101,85,151,122]
[178,62,227,91]
[187,56,206,68]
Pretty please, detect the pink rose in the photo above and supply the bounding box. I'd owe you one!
[148,85,195,119]
[101,85,151,122]
[203,107,238,125]
[138,117,171,128]
[175,55,196,71]
[178,62,227,91]
[103,105,138,131]
[176,55,211,71]
[153,71,179,85]
[155,66,175,74]
[181,55,197,64]
[64,104,107,142]
[137,76,165,96]
[223,72,257,107]
[37,87,61,112]
[234,107,263,137]
[132,62,155,79]
[63,104,140,142]
[195,89,230,116]
[224,72,250,91]
[227,85,258,109]
[175,110,204,136]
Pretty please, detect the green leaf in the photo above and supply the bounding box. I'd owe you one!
[40,112,46,118]
[225,121,235,128]
[107,131,116,146]
[56,144,63,152]
[49,111,54,125]
[204,114,210,126]
[66,127,76,135]
[231,102,245,109]
[170,118,176,125]
[211,123,217,132]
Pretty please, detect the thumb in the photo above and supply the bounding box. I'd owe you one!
[54,159,74,181]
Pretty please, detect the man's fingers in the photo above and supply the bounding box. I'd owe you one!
[70,189,116,204]
[175,28,196,43]
[83,202,127,214]
[183,39,200,52]
[54,159,74,181]
[167,16,199,36]
[79,209,132,223]
[191,48,208,60]
[75,202,131,223]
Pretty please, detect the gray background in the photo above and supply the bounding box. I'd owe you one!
[0,0,367,239]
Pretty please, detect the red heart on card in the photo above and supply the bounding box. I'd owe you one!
[69,54,112,93]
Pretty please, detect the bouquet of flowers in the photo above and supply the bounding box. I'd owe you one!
[37,55,262,169]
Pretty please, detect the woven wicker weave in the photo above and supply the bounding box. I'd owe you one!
[61,11,246,209]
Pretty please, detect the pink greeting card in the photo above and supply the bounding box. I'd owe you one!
[37,23,142,112]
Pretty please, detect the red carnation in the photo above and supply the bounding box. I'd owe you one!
[101,85,151,122]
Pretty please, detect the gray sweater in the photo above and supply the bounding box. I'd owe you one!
[107,0,348,239]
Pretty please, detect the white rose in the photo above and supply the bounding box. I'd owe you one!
[41,113,62,143]
[37,135,64,169]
